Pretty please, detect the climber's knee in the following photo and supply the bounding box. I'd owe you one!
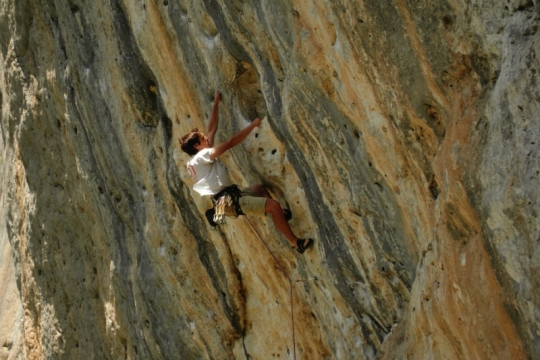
[265,198,282,216]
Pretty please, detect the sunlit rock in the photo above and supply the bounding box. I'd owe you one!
[0,1,538,359]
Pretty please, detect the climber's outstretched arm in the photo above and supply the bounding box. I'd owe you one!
[210,117,261,160]
[207,91,221,146]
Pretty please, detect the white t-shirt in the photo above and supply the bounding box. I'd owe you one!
[187,148,233,196]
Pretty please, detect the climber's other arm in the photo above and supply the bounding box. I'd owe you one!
[207,91,222,146]
[210,117,262,160]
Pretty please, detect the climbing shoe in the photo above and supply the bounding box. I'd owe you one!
[295,238,314,254]
[205,208,219,230]
[283,208,293,222]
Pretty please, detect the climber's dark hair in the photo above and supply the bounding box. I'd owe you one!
[179,128,201,156]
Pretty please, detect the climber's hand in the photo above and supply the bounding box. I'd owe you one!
[252,117,262,127]
[214,91,221,103]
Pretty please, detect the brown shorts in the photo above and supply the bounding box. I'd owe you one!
[238,188,267,217]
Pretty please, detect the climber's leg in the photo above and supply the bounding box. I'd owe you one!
[239,189,298,247]
[264,198,298,247]
[240,186,310,252]
[250,184,292,221]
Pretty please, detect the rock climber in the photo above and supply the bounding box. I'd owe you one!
[179,91,314,254]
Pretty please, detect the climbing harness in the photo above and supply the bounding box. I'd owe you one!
[212,185,244,224]
[244,216,317,360]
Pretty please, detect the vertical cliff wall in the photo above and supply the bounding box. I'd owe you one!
[0,0,538,359]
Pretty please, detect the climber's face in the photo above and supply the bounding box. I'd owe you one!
[194,133,210,150]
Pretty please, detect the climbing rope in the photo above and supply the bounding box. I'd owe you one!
[244,215,298,360]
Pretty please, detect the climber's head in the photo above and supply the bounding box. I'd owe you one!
[180,129,211,156]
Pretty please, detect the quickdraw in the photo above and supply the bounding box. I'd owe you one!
[212,185,244,224]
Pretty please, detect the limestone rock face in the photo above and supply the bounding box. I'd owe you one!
[0,0,538,359]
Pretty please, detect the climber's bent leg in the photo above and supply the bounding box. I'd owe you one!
[238,190,299,247]
[264,199,298,247]
[238,192,267,217]
[248,185,292,221]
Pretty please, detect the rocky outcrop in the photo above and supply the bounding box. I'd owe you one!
[0,0,538,359]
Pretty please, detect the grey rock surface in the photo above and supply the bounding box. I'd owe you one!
[0,0,538,359]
